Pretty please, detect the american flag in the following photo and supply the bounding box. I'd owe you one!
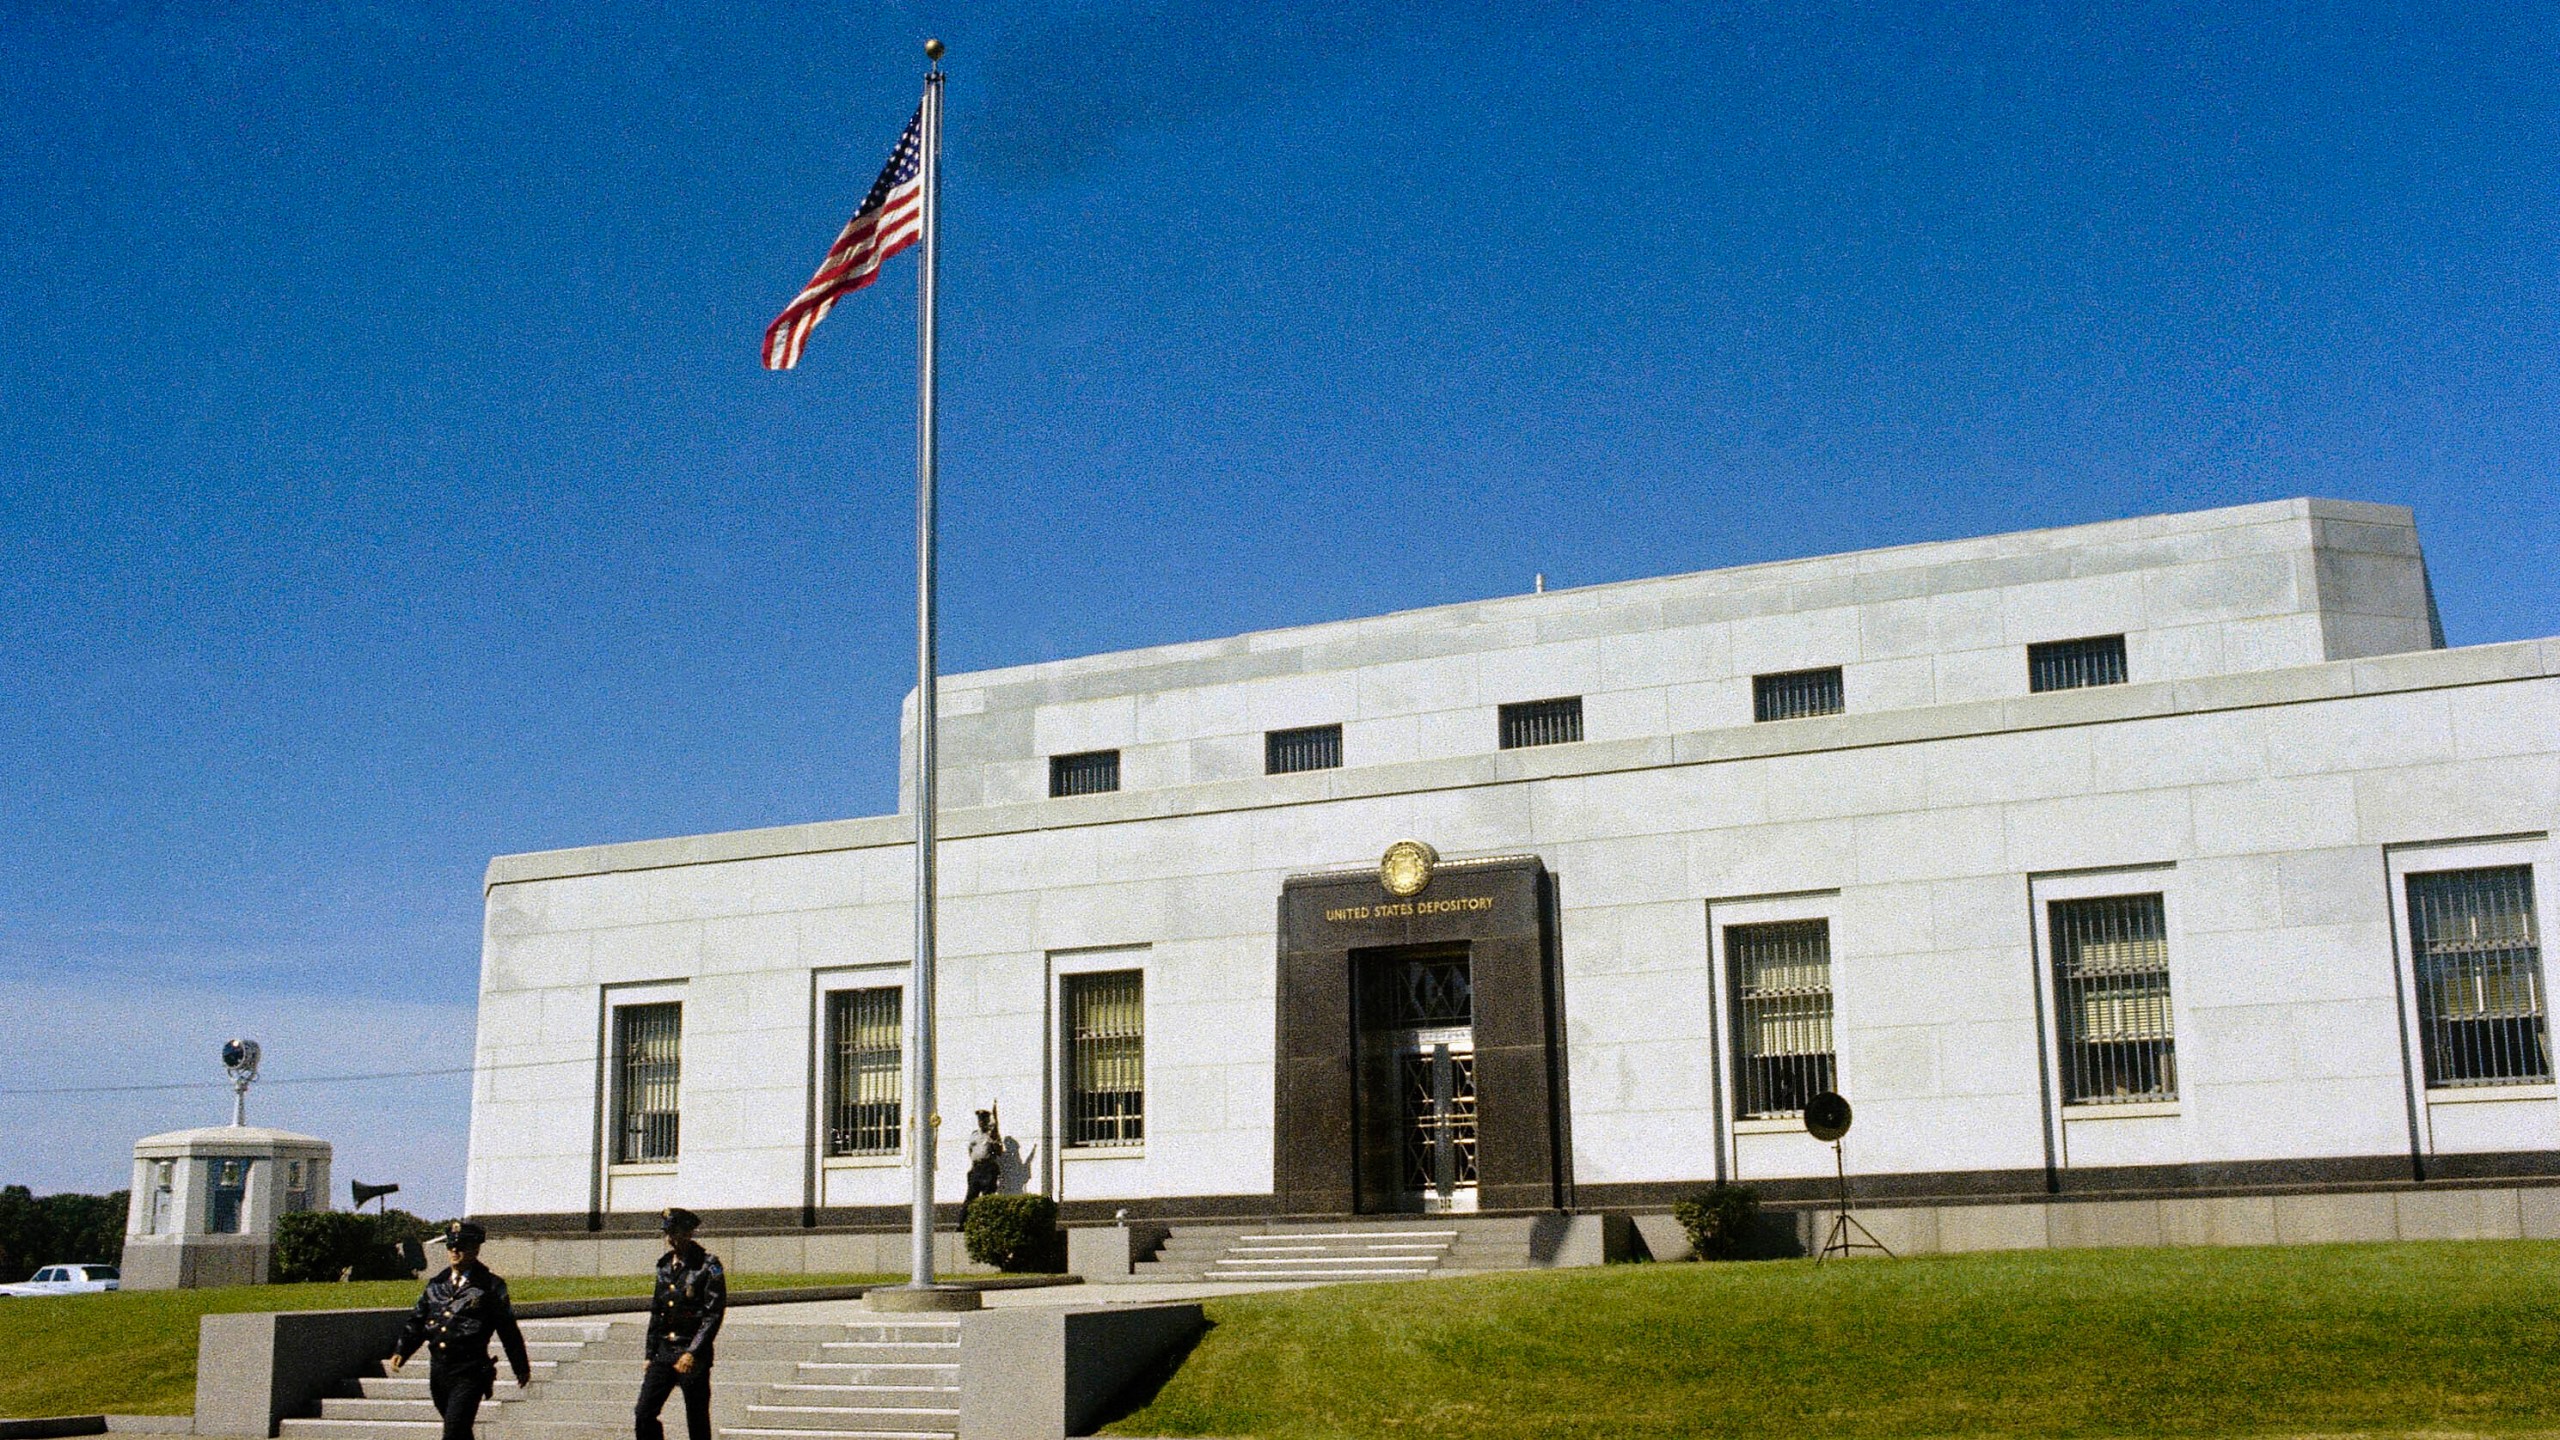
[762,108,925,371]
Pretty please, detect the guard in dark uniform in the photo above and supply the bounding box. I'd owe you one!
[962,1108,1002,1226]
[389,1222,531,1440]
[635,1207,726,1440]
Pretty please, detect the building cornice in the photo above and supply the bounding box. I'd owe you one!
[485,635,2559,891]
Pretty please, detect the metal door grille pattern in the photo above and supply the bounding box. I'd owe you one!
[2050,895,2176,1103]
[614,1002,683,1163]
[1754,667,1845,722]
[1266,724,1343,774]
[2409,866,2548,1087]
[1361,954,1473,1029]
[2029,635,2129,692]
[1049,749,1120,797]
[826,987,903,1156]
[1400,1050,1478,1192]
[1730,920,1835,1118]
[1498,697,1583,749]
[1065,970,1144,1147]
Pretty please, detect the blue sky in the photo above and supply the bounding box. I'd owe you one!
[3,2,2553,1213]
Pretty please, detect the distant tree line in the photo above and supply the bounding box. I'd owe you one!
[0,1186,127,1281]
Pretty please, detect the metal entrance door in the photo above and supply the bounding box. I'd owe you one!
[1399,1042,1477,1209]
[1356,946,1477,1213]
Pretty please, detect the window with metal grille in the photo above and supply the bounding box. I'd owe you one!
[1049,749,1120,797]
[825,987,904,1156]
[1266,724,1343,774]
[1729,920,1835,1118]
[1063,970,1144,1147]
[283,1159,312,1214]
[1753,667,1844,722]
[1498,697,1583,749]
[2408,866,2548,1087]
[2049,894,2176,1104]
[613,1002,683,1163]
[2029,635,2129,693]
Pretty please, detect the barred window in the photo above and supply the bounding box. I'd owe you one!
[2408,866,2548,1087]
[2029,635,2128,693]
[1266,724,1343,774]
[282,1159,312,1214]
[1498,697,1582,749]
[1064,970,1144,1147]
[2050,895,2176,1104]
[826,987,904,1157]
[207,1157,249,1235]
[614,1002,683,1163]
[1753,667,1844,722]
[1050,749,1120,797]
[1730,920,1835,1118]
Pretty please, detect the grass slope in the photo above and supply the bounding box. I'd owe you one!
[0,1273,894,1420]
[1107,1241,2560,1440]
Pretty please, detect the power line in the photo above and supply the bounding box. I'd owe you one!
[0,1054,596,1099]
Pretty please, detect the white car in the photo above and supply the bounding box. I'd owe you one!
[0,1264,121,1296]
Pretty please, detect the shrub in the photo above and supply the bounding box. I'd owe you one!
[962,1193,1061,1273]
[273,1211,425,1283]
[274,1211,373,1283]
[1673,1184,1762,1261]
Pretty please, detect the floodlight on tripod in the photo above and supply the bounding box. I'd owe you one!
[1804,1091,1892,1263]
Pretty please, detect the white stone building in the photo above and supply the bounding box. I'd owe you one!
[123,1125,333,1288]
[467,498,2560,1269]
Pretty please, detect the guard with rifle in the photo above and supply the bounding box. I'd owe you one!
[963,1104,1003,1225]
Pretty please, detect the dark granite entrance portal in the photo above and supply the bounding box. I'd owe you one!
[1275,855,1565,1215]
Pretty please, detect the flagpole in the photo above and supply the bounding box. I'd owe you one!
[907,39,946,1295]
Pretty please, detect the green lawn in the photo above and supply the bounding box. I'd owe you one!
[0,1273,894,1420]
[1105,1241,2560,1440]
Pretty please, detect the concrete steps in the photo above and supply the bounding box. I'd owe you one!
[719,1318,961,1440]
[1197,1229,1454,1282]
[281,1319,614,1440]
[1119,1213,1577,1283]
[271,1312,966,1440]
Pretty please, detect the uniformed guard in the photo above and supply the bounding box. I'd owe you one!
[389,1222,531,1440]
[962,1107,1002,1225]
[635,1207,726,1440]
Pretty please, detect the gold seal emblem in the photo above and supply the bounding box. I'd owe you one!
[1378,840,1439,898]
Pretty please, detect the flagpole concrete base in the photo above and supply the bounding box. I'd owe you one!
[865,1284,984,1312]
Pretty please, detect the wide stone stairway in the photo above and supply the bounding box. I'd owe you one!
[278,1315,964,1440]
[280,1317,606,1440]
[1123,1214,1577,1283]
[720,1317,961,1440]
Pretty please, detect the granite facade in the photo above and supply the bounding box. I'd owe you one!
[467,500,2560,1242]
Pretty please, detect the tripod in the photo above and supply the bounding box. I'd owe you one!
[1813,1138,1892,1263]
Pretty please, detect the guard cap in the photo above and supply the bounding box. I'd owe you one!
[660,1206,702,1235]
[443,1221,487,1249]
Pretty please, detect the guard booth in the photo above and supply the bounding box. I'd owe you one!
[121,1125,333,1288]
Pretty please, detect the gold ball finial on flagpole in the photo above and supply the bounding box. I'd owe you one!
[924,38,945,62]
